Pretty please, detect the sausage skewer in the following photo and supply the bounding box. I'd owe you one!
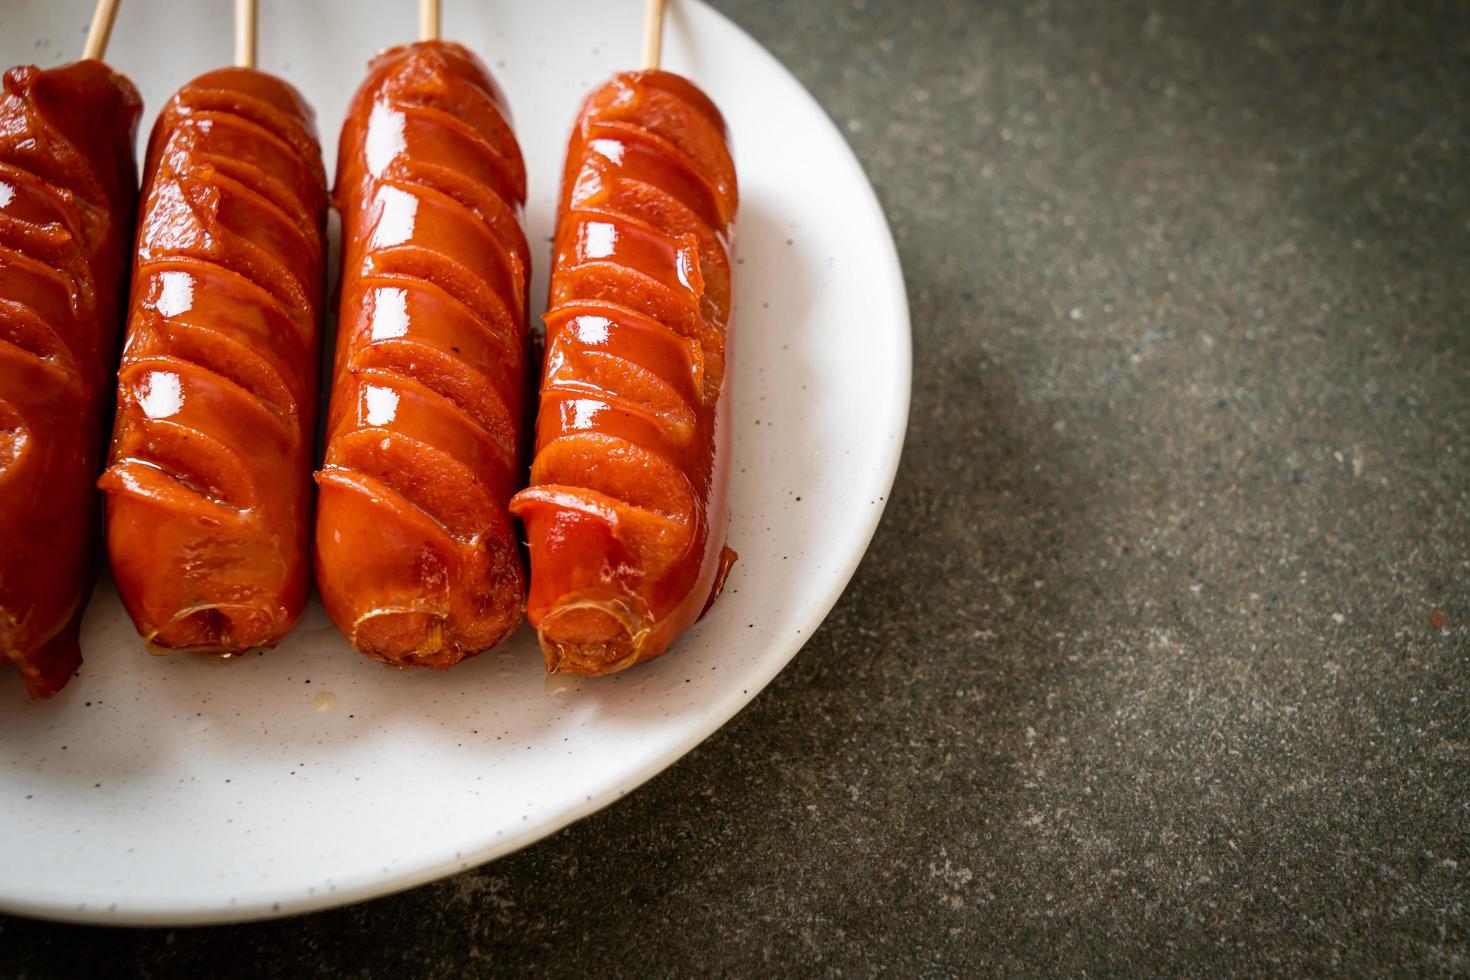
[0,0,141,698]
[99,0,328,654]
[314,0,532,667]
[642,0,666,71]
[82,0,123,62]
[509,0,739,674]
[234,0,257,71]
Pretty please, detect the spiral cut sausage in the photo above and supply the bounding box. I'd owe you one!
[509,70,739,675]
[316,42,530,668]
[0,61,139,698]
[99,70,327,653]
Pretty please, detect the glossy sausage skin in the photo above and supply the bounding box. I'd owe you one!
[0,61,139,698]
[316,42,529,668]
[99,70,327,653]
[509,70,738,675]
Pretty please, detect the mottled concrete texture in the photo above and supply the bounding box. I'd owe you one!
[3,0,1468,974]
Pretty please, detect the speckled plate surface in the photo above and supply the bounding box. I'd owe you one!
[0,0,909,925]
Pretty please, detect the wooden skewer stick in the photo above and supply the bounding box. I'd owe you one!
[235,0,256,69]
[81,0,121,61]
[420,0,440,42]
[643,0,666,70]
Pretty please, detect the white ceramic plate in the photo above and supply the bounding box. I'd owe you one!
[0,0,909,925]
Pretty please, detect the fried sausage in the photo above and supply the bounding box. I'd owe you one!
[0,60,140,698]
[509,70,738,675]
[315,42,530,668]
[99,69,327,653]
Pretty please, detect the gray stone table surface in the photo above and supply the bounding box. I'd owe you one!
[3,0,1467,974]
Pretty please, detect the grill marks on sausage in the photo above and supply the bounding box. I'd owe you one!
[315,42,530,667]
[510,70,738,674]
[0,150,107,446]
[327,72,524,537]
[99,69,325,653]
[0,61,140,697]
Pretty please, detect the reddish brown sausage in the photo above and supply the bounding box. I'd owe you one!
[315,42,530,668]
[509,70,738,675]
[0,60,139,698]
[99,69,327,653]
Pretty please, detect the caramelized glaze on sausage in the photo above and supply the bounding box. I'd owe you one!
[316,42,530,668]
[0,60,139,697]
[509,70,738,675]
[99,69,327,654]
